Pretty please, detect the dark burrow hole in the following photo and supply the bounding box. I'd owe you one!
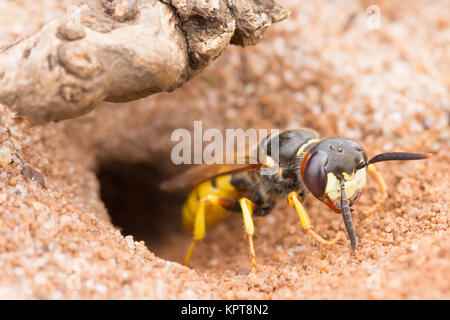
[96,162,187,262]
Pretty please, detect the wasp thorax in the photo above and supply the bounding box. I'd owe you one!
[301,137,368,212]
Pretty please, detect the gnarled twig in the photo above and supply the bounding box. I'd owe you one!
[0,0,288,124]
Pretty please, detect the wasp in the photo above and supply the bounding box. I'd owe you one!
[161,129,430,271]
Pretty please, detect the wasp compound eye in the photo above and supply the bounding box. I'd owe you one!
[301,149,328,198]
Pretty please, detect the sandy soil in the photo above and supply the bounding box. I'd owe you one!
[0,0,449,299]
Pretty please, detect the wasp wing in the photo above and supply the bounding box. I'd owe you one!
[160,162,262,192]
[159,144,264,192]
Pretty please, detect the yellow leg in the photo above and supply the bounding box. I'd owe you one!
[184,195,209,266]
[365,164,388,217]
[239,198,257,273]
[184,240,198,266]
[184,195,240,266]
[288,191,340,246]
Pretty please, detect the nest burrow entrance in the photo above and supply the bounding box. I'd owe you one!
[96,162,187,262]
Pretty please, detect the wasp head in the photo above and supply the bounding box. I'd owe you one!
[300,136,431,251]
[300,137,367,213]
[300,137,367,251]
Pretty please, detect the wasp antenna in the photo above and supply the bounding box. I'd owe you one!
[340,179,357,252]
[356,161,368,170]
[368,152,431,164]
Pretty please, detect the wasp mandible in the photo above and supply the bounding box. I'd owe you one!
[161,129,431,271]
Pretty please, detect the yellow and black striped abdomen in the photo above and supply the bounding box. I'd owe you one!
[182,175,242,232]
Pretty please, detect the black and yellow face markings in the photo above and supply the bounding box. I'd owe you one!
[162,129,431,271]
[299,137,430,251]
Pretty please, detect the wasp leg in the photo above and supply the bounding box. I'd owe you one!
[184,198,206,266]
[364,164,388,217]
[288,191,341,247]
[239,198,258,273]
[184,195,239,266]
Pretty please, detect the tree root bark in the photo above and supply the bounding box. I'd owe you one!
[0,0,288,124]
